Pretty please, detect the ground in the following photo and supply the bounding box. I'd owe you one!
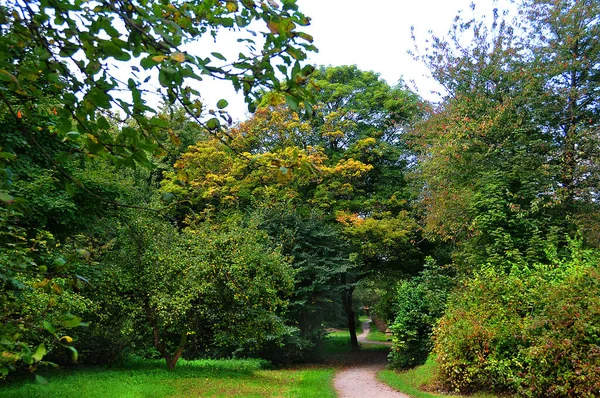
[333,319,409,398]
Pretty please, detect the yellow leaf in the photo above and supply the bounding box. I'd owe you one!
[86,133,99,144]
[226,1,238,12]
[170,52,186,63]
[59,336,74,343]
[152,55,167,63]
[267,20,279,34]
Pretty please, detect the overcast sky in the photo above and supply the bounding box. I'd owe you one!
[196,0,514,121]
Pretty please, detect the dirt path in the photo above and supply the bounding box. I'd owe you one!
[356,320,392,346]
[333,320,410,398]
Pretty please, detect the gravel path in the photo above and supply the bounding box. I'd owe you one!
[333,321,410,398]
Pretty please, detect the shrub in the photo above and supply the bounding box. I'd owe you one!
[433,239,600,397]
[388,258,453,369]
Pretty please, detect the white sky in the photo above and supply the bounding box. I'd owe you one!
[189,0,514,122]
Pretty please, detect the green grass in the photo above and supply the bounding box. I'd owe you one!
[0,357,336,398]
[324,330,389,354]
[378,357,506,398]
[323,331,357,354]
[366,328,391,342]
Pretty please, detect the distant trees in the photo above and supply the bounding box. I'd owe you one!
[161,65,424,352]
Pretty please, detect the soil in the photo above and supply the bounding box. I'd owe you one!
[332,320,410,398]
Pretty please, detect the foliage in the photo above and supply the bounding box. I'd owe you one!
[0,104,98,376]
[378,356,501,398]
[388,258,453,369]
[251,204,350,363]
[433,238,600,396]
[161,70,424,352]
[409,0,600,271]
[0,0,316,169]
[80,213,294,370]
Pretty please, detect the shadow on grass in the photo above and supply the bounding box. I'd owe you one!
[322,331,390,367]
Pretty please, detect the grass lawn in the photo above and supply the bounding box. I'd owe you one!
[323,330,388,354]
[366,328,391,342]
[0,357,336,398]
[377,357,506,398]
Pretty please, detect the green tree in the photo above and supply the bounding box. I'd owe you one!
[162,65,423,352]
[82,213,293,370]
[0,0,316,375]
[307,66,424,349]
[520,0,600,226]
[251,204,350,362]
[0,0,316,169]
[408,0,600,270]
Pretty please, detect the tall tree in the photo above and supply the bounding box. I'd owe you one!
[307,66,423,349]
[410,0,600,270]
[520,0,600,221]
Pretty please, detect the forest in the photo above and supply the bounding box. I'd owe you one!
[0,0,599,397]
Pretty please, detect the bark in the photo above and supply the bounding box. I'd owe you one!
[341,286,359,351]
[146,303,188,371]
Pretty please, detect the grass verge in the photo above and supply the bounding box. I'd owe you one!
[377,357,505,398]
[0,357,336,398]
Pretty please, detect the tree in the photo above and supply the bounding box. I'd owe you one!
[408,0,600,270]
[0,0,316,171]
[307,66,424,349]
[404,1,600,393]
[161,65,423,351]
[520,0,600,222]
[82,213,293,370]
[251,204,350,362]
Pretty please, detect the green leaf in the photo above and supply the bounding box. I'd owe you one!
[211,52,227,61]
[66,346,78,362]
[149,117,169,128]
[87,89,112,109]
[217,99,229,109]
[62,315,83,328]
[132,150,150,167]
[206,118,220,130]
[43,321,56,334]
[140,56,159,70]
[99,40,131,61]
[35,375,49,385]
[161,192,175,202]
[32,344,47,362]
[285,94,299,111]
[65,183,76,197]
[97,117,111,130]
[54,257,67,267]
[0,152,16,161]
[0,192,14,204]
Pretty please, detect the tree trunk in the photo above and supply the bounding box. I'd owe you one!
[341,286,359,351]
[146,303,188,371]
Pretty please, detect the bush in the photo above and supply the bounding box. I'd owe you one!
[433,239,600,397]
[388,258,453,369]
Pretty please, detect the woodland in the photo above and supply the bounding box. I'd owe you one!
[0,0,599,397]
